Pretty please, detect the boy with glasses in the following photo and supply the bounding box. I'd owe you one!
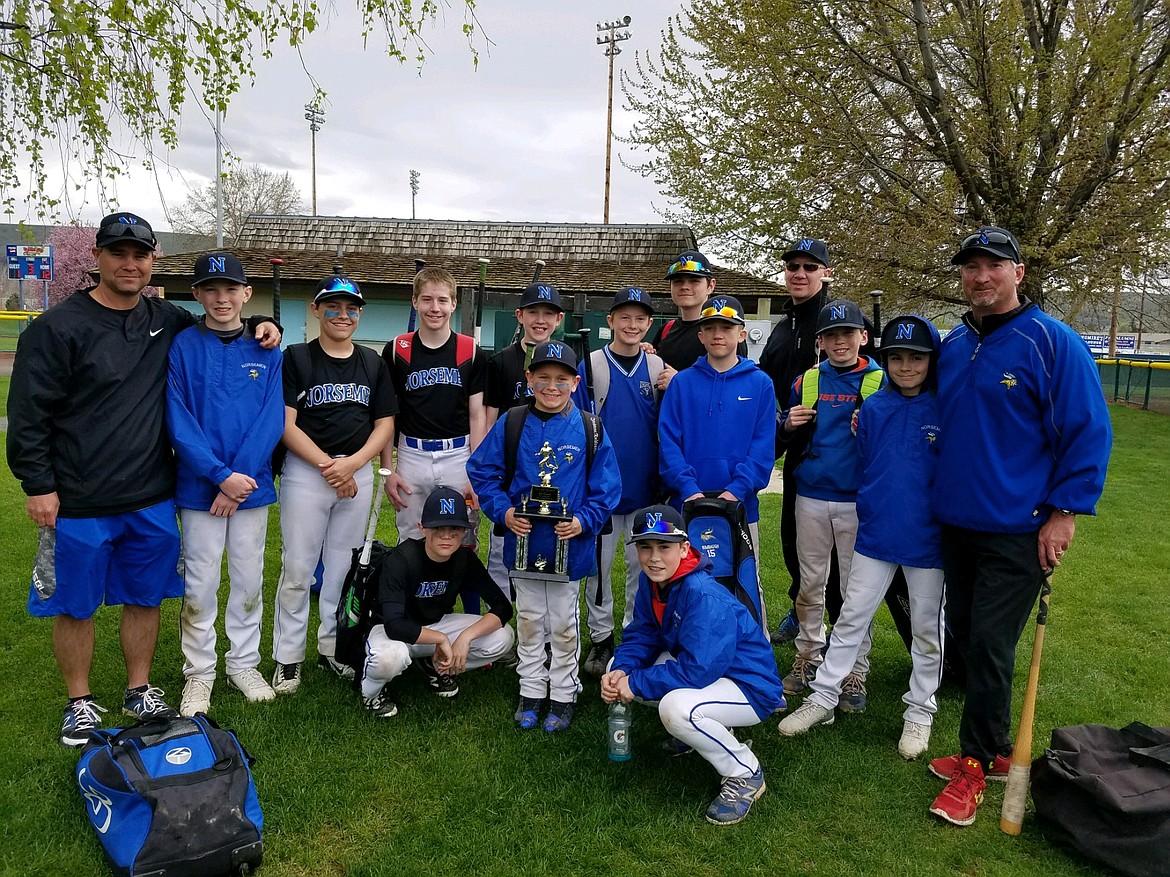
[270,275,397,694]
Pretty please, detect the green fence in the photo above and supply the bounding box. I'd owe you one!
[1098,357,1170,414]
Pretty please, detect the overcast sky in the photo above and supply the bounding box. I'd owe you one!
[26,1,691,233]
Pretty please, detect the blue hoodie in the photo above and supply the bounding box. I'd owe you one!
[657,356,776,523]
[612,549,785,720]
[166,323,284,511]
[467,402,622,580]
[932,301,1112,533]
[854,318,943,568]
[780,356,885,501]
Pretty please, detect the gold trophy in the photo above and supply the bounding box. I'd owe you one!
[514,441,571,579]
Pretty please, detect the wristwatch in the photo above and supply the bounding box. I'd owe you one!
[1055,508,1076,517]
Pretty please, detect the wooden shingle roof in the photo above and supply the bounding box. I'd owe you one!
[235,216,698,263]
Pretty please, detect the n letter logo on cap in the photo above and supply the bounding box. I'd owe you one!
[439,498,455,516]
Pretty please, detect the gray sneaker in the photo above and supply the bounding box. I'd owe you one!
[582,636,614,678]
[782,657,817,695]
[179,678,213,717]
[228,668,276,703]
[705,768,766,825]
[839,673,868,713]
[317,653,355,682]
[777,700,835,736]
[271,662,302,695]
[123,685,178,721]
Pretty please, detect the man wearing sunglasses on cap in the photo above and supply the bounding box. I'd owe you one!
[7,211,282,747]
[926,226,1111,827]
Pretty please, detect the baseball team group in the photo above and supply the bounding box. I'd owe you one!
[5,212,1113,828]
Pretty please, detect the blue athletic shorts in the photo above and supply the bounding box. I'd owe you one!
[27,499,184,619]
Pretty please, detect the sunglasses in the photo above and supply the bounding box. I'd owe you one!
[960,230,1020,261]
[322,278,360,296]
[322,306,361,319]
[785,262,823,273]
[700,305,742,321]
[101,222,155,244]
[668,259,709,276]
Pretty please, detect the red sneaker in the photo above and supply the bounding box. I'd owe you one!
[929,752,1011,782]
[929,757,986,826]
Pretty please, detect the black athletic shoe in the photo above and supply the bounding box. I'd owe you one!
[420,657,459,698]
[582,635,614,678]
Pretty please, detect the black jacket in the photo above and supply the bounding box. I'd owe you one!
[6,289,198,517]
[758,289,830,404]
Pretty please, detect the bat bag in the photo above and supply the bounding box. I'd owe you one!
[681,493,763,628]
[76,715,262,877]
[1031,722,1170,877]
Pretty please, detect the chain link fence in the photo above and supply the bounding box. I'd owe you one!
[1098,358,1170,414]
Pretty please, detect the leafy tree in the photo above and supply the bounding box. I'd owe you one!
[0,0,478,220]
[170,164,304,243]
[625,0,1170,315]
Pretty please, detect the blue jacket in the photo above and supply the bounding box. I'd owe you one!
[854,386,943,568]
[572,348,660,513]
[612,550,785,720]
[166,324,284,511]
[467,402,622,580]
[657,356,776,523]
[932,302,1112,532]
[780,357,884,501]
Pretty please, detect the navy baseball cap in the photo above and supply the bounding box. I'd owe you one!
[698,295,747,326]
[630,504,689,543]
[951,226,1022,265]
[665,250,714,280]
[314,275,365,306]
[781,237,830,268]
[879,315,936,355]
[527,340,578,373]
[95,212,157,250]
[519,282,565,312]
[816,299,867,334]
[193,253,248,286]
[421,486,472,529]
[610,286,654,314]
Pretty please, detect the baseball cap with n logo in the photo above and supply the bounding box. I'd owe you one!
[193,252,248,286]
[815,299,866,334]
[421,486,472,529]
[630,504,688,542]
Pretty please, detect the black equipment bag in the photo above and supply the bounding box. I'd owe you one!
[335,539,392,673]
[681,493,762,627]
[77,715,262,877]
[1031,722,1170,877]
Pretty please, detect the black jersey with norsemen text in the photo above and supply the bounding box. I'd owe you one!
[382,332,486,439]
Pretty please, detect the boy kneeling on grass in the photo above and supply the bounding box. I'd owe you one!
[360,486,515,718]
[601,505,785,826]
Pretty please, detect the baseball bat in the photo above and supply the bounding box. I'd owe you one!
[359,468,393,567]
[408,258,425,332]
[475,257,489,345]
[531,259,546,284]
[269,258,283,326]
[579,327,595,414]
[1000,572,1053,835]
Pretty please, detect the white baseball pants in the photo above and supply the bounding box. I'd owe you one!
[584,512,639,639]
[513,573,582,703]
[806,553,946,724]
[393,438,470,542]
[178,506,269,680]
[794,495,859,665]
[360,617,515,699]
[272,454,374,664]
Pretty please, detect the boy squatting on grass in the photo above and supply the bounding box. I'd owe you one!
[360,486,515,718]
[166,253,285,716]
[778,315,946,761]
[468,341,621,733]
[777,299,884,704]
[572,286,665,677]
[601,504,785,827]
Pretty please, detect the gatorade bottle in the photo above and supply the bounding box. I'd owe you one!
[607,700,632,761]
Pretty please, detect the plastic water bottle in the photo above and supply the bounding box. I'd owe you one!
[31,525,57,600]
[607,701,632,762]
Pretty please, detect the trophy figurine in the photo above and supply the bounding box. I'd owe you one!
[514,441,571,578]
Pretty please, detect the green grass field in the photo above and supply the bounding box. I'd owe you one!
[0,406,1164,876]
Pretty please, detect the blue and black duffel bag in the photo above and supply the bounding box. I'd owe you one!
[76,714,263,876]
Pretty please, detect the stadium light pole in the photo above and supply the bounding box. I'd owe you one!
[305,104,326,216]
[596,15,631,224]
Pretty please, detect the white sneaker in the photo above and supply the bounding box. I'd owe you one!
[228,668,276,703]
[180,678,213,717]
[777,701,835,736]
[271,662,302,695]
[898,720,931,760]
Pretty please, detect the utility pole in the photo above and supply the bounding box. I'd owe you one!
[596,15,631,224]
[410,170,420,219]
[304,103,326,216]
[214,0,224,247]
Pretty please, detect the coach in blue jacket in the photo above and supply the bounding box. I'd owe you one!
[925,227,1112,828]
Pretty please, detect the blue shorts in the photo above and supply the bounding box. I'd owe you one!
[27,499,184,619]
